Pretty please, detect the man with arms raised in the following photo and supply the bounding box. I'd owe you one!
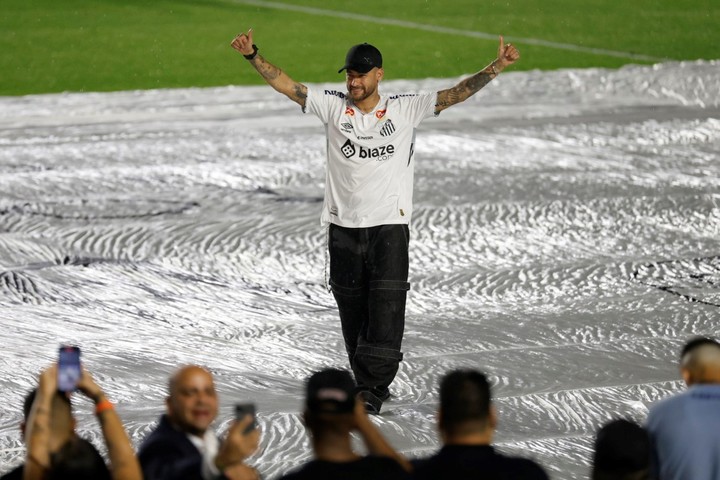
[138,365,260,480]
[645,336,720,479]
[231,32,519,413]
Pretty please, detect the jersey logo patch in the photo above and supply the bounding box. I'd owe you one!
[341,139,396,161]
[341,139,357,158]
[375,109,386,119]
[345,106,355,116]
[380,119,396,137]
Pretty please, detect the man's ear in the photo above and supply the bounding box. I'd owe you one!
[489,405,498,431]
[376,67,384,82]
[165,396,173,415]
[437,408,449,443]
[681,367,693,386]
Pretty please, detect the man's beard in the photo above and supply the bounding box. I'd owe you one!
[348,85,375,102]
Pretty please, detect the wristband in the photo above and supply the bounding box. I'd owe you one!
[95,399,114,415]
[244,44,259,60]
[490,62,499,76]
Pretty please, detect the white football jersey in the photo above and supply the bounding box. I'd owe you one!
[304,87,437,227]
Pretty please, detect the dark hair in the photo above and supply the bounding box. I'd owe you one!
[592,419,649,480]
[439,369,491,435]
[49,437,111,480]
[681,336,720,359]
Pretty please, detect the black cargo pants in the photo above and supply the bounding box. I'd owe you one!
[329,223,409,394]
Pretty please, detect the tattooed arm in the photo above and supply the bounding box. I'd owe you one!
[231,29,308,107]
[77,366,142,480]
[435,35,520,114]
[24,367,57,480]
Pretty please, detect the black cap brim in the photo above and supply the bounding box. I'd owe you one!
[338,64,375,74]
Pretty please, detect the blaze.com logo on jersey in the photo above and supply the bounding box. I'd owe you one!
[340,139,395,162]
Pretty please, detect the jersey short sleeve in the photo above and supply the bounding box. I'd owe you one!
[304,86,346,124]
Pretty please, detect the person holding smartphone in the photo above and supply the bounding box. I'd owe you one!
[278,368,411,480]
[23,358,142,480]
[138,365,260,480]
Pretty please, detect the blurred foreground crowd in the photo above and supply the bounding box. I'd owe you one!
[2,336,719,480]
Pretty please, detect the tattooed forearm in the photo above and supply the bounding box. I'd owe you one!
[464,71,493,94]
[435,67,496,112]
[251,56,281,81]
[293,83,308,102]
[246,52,307,106]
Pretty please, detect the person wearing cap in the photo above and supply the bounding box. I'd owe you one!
[412,369,548,480]
[231,30,520,414]
[644,336,720,480]
[591,419,650,480]
[278,368,411,479]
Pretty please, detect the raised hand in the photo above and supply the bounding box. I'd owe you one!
[215,414,261,472]
[231,28,255,56]
[497,35,520,68]
[76,365,105,402]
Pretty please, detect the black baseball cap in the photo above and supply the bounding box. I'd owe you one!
[338,43,383,74]
[306,368,356,414]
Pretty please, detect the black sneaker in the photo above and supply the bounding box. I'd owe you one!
[359,390,383,414]
[372,387,391,402]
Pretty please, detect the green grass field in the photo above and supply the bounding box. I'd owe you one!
[1,0,718,96]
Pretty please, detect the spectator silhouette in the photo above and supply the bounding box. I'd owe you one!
[592,418,649,480]
[278,368,410,479]
[645,336,720,479]
[412,369,548,480]
[138,365,260,480]
[0,389,36,479]
[22,363,142,480]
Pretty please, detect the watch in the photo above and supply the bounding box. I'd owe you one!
[244,44,259,60]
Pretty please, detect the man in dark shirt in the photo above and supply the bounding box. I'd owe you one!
[138,365,259,480]
[278,368,410,480]
[412,369,548,480]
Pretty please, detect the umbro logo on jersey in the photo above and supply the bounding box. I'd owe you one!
[380,119,396,137]
[341,139,395,161]
[341,123,353,130]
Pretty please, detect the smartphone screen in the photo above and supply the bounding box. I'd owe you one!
[57,345,81,392]
[235,403,257,434]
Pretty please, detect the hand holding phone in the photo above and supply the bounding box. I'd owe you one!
[235,403,258,434]
[57,345,81,392]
